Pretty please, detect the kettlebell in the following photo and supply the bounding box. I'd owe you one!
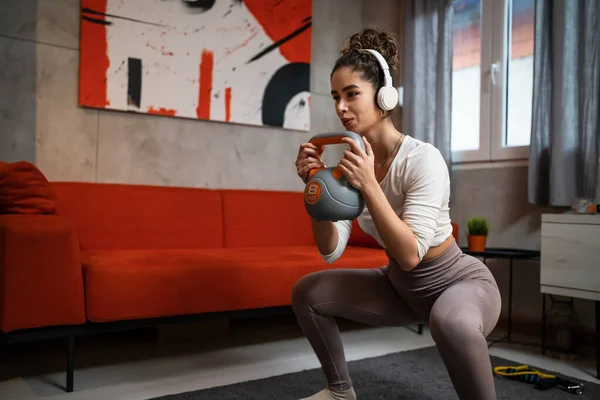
[304,131,366,222]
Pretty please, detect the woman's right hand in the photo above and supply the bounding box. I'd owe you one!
[296,143,326,183]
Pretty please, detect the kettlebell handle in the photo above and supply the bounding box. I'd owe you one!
[306,131,366,181]
[308,131,366,152]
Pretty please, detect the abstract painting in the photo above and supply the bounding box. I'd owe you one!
[79,0,312,131]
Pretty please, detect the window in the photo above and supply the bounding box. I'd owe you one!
[451,0,535,163]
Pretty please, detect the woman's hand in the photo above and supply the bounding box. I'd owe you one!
[338,136,377,191]
[295,142,325,183]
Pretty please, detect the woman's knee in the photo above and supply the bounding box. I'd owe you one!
[291,271,322,310]
[429,307,484,347]
[430,280,501,344]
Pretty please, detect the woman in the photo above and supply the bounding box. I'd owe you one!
[292,27,501,400]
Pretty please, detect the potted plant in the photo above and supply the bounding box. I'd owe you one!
[467,217,489,252]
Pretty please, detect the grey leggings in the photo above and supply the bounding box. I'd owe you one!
[291,241,502,400]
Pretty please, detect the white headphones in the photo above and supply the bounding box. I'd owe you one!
[364,49,399,111]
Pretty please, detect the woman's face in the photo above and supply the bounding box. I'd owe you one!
[330,67,381,134]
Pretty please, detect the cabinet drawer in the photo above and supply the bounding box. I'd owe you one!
[541,222,600,295]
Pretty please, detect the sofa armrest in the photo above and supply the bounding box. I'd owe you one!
[0,214,86,333]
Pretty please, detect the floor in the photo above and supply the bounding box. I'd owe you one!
[0,315,597,400]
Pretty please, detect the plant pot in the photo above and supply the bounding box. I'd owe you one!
[468,235,487,252]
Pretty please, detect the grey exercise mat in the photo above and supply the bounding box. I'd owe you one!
[149,345,599,399]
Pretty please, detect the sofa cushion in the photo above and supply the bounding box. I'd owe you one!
[51,182,223,250]
[82,247,389,322]
[0,161,58,215]
[222,189,314,247]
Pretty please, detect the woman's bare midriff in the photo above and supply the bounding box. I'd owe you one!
[384,234,455,268]
[421,234,455,261]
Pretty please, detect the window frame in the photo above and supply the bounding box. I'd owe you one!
[451,0,531,164]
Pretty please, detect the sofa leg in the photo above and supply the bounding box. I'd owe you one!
[66,334,74,392]
[418,324,423,335]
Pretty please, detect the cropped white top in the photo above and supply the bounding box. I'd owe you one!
[321,135,453,264]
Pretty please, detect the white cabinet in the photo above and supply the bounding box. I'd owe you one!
[540,213,600,301]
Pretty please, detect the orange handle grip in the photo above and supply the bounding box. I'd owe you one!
[308,131,366,151]
[305,132,365,182]
[310,136,349,147]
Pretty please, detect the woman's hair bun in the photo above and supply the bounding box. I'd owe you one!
[341,27,398,74]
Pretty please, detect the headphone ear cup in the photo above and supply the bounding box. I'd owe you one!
[377,87,399,111]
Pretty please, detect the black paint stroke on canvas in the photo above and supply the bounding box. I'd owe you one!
[82,15,112,25]
[181,0,217,11]
[262,62,309,127]
[247,18,312,64]
[82,7,167,27]
[127,58,142,108]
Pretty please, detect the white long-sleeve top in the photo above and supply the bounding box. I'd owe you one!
[320,135,452,264]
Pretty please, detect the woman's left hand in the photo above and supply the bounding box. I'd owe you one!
[338,136,377,191]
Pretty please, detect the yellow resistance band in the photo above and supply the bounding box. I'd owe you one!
[494,364,556,380]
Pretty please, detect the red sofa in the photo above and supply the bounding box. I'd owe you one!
[0,161,459,391]
[0,161,391,335]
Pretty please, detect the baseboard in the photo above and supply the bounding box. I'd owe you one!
[492,316,596,347]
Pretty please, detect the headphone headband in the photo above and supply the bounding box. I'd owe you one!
[364,49,393,87]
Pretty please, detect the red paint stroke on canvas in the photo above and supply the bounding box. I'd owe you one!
[224,31,259,57]
[146,42,174,56]
[148,107,177,116]
[80,0,110,107]
[197,50,213,120]
[225,87,232,122]
[244,0,311,63]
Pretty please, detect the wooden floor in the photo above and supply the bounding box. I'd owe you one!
[0,315,597,400]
